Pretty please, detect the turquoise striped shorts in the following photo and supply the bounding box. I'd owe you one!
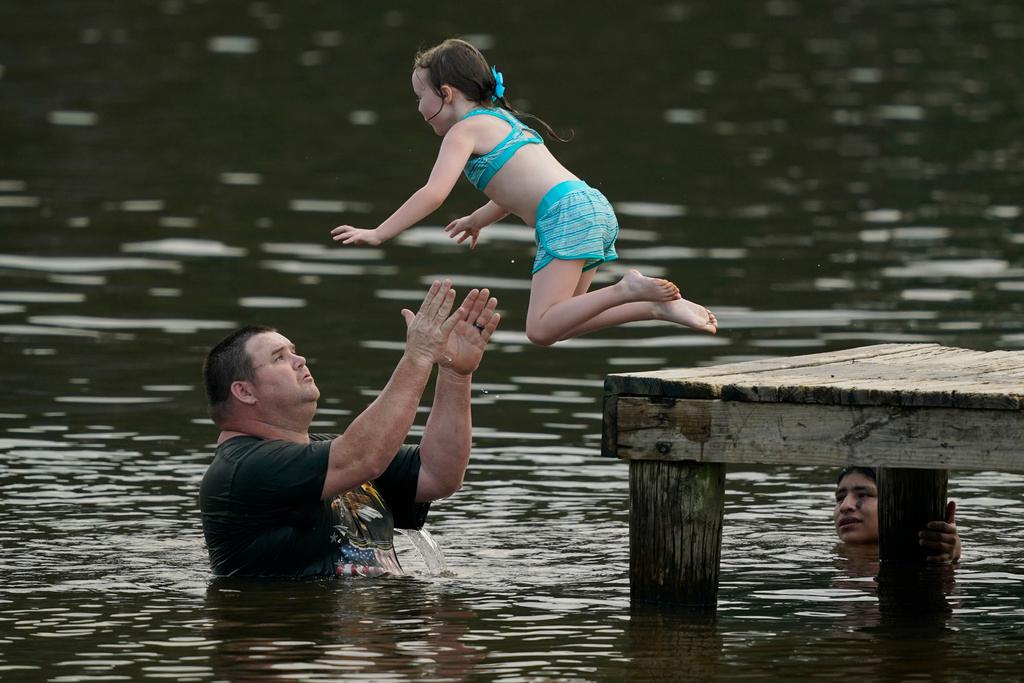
[532,180,619,274]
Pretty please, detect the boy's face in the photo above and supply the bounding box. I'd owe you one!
[833,472,879,544]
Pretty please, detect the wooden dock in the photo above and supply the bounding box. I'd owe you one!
[602,343,1024,607]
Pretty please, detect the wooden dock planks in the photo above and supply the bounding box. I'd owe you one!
[604,344,1024,471]
[604,344,1024,410]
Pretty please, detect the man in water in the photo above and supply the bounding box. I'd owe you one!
[833,466,961,563]
[199,281,499,577]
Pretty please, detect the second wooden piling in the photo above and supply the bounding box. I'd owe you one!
[878,467,949,563]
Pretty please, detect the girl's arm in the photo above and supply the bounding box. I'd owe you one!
[445,201,509,249]
[331,127,476,246]
[471,201,510,226]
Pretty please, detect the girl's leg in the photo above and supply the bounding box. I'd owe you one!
[573,268,598,297]
[525,259,590,346]
[556,295,719,341]
[526,261,715,345]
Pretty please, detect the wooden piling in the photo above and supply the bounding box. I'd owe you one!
[630,460,724,607]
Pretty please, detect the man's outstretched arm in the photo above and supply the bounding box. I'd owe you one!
[321,280,464,500]
[416,288,499,502]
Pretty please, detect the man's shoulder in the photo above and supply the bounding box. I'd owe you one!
[201,434,332,503]
[216,433,262,452]
[215,434,328,461]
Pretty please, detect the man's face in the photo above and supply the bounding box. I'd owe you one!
[833,472,879,544]
[243,332,320,408]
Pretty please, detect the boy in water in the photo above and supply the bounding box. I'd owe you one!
[834,466,961,563]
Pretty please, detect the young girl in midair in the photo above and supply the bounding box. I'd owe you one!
[331,38,717,345]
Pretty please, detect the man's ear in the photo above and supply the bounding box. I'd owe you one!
[231,380,257,405]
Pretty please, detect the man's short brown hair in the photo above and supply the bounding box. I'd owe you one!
[203,325,275,425]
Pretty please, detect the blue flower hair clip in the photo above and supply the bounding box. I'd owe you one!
[490,66,505,102]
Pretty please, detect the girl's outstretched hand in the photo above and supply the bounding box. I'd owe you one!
[444,216,483,249]
[331,225,382,246]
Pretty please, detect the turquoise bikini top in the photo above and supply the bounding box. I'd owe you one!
[462,107,543,191]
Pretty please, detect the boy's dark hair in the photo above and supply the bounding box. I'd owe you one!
[203,325,275,425]
[413,37,572,142]
[836,466,877,486]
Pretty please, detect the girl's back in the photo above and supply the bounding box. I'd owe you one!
[457,111,577,226]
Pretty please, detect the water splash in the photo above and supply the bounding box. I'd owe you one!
[397,527,453,576]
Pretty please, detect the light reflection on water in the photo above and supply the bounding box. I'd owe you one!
[2,0,1024,679]
[2,426,1022,680]
[0,254,182,272]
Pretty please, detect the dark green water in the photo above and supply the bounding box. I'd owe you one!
[2,1,1023,680]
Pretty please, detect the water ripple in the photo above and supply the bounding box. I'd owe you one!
[396,223,533,246]
[238,297,306,308]
[289,199,372,213]
[614,202,687,218]
[262,260,396,276]
[48,110,99,126]
[28,315,235,333]
[54,396,173,405]
[0,291,85,303]
[0,254,180,273]
[883,259,1020,278]
[261,242,383,260]
[121,239,246,257]
[0,324,100,338]
[208,36,260,54]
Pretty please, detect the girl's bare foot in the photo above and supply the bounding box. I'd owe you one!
[620,269,681,303]
[655,297,718,334]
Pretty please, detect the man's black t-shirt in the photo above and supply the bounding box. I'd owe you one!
[199,435,430,577]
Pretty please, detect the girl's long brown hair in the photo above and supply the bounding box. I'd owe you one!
[413,38,572,142]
